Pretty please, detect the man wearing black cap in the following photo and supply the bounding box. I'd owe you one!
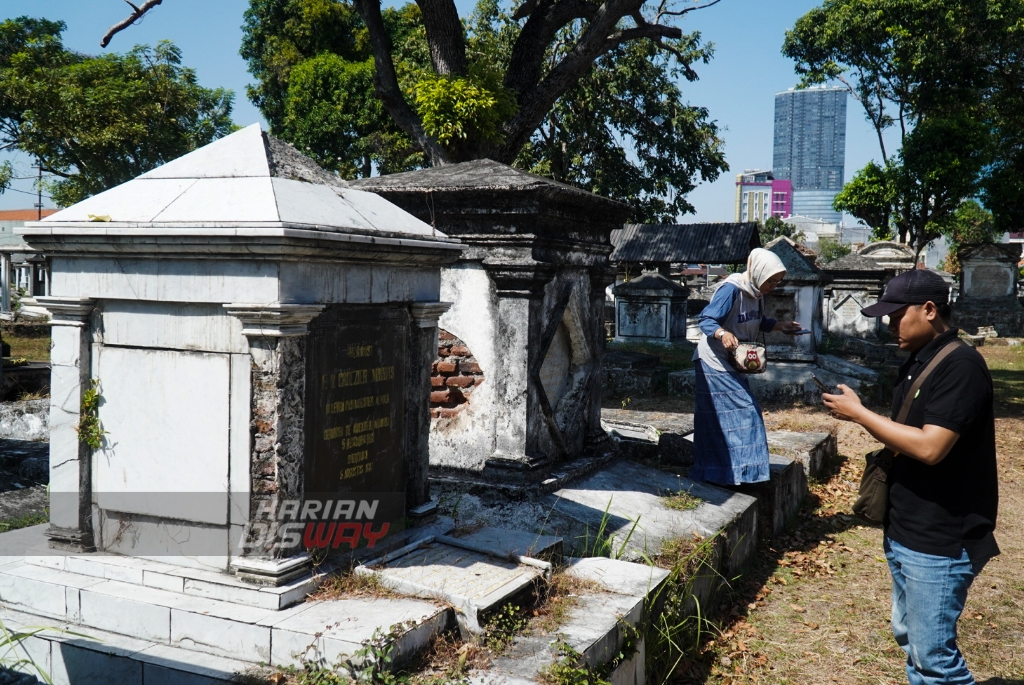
[823,268,998,685]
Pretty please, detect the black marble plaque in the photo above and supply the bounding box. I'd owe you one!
[305,307,409,515]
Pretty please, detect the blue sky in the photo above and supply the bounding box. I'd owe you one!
[0,0,887,221]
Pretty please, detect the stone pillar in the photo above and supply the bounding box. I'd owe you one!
[224,303,324,585]
[485,265,552,474]
[37,297,96,552]
[586,266,617,451]
[407,302,452,518]
[1,253,11,312]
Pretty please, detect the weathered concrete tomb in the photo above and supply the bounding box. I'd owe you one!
[612,272,690,344]
[952,242,1024,337]
[19,124,462,580]
[351,161,633,484]
[822,252,887,340]
[763,236,823,360]
[857,240,917,277]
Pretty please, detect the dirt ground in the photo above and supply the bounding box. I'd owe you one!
[688,344,1024,685]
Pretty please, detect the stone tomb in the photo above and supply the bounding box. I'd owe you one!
[612,272,690,344]
[953,242,1024,336]
[352,161,633,484]
[858,240,916,277]
[763,237,823,360]
[821,252,887,340]
[19,124,462,582]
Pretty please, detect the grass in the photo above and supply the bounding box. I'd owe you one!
[0,512,48,534]
[605,340,694,372]
[2,334,50,362]
[308,568,396,601]
[662,490,703,512]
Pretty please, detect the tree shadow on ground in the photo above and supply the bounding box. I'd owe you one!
[977,679,1024,685]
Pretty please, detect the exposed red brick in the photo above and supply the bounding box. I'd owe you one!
[450,346,471,356]
[440,408,461,418]
[438,330,456,342]
[430,390,450,404]
[437,347,451,358]
[431,376,446,388]
[460,361,483,374]
[436,361,458,374]
[254,419,274,433]
[430,408,441,419]
[431,362,438,373]
[446,376,474,388]
[447,387,465,402]
[474,377,486,386]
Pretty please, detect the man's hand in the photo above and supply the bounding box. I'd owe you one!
[773,321,804,335]
[822,384,864,422]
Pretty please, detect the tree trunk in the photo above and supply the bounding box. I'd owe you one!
[416,0,468,76]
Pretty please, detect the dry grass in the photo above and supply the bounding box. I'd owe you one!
[2,334,50,362]
[686,344,1024,685]
[308,568,396,601]
[529,569,603,635]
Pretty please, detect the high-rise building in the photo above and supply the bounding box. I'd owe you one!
[734,170,792,223]
[773,86,847,223]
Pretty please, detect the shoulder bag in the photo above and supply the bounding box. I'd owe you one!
[852,339,967,525]
[728,326,768,375]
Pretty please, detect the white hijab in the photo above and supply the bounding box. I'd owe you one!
[723,247,786,298]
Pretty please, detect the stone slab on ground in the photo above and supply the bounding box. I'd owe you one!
[541,460,758,576]
[0,525,454,673]
[669,360,880,405]
[601,408,694,466]
[729,454,808,537]
[765,431,837,479]
[454,526,563,562]
[476,557,671,685]
[357,536,549,633]
[0,486,47,523]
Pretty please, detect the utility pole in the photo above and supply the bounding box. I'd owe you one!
[34,161,43,220]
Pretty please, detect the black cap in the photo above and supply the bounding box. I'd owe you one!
[861,269,949,317]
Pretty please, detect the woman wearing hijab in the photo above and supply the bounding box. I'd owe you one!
[691,248,803,485]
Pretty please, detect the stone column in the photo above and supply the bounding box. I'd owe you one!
[37,297,96,552]
[484,265,553,474]
[1,253,11,312]
[224,303,324,585]
[407,302,451,519]
[585,266,616,454]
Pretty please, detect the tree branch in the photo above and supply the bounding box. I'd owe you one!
[101,0,163,48]
[352,0,451,165]
[505,0,599,101]
[606,24,683,45]
[415,0,468,76]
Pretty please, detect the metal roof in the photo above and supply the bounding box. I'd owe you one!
[610,223,761,264]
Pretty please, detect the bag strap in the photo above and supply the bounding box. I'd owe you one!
[894,338,968,424]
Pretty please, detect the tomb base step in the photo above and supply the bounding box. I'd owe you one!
[603,407,836,480]
[475,557,671,685]
[357,527,562,634]
[719,454,808,537]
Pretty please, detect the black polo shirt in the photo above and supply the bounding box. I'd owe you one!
[886,328,1000,564]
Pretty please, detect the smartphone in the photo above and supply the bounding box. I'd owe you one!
[792,329,812,335]
[810,374,836,394]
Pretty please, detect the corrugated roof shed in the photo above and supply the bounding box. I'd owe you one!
[611,223,761,264]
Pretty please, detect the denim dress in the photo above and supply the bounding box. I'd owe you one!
[689,282,775,485]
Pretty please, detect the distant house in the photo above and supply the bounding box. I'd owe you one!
[610,222,762,276]
[0,209,58,315]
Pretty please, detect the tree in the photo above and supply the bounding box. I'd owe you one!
[758,216,800,245]
[816,236,851,265]
[785,0,1022,257]
[939,200,1002,274]
[0,17,236,207]
[240,0,726,221]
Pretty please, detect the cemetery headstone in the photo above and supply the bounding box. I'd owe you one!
[952,243,1024,337]
[612,272,690,343]
[821,252,887,340]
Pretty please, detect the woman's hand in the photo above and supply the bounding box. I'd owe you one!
[773,321,804,335]
[718,331,739,350]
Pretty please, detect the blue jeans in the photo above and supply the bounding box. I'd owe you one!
[884,537,984,685]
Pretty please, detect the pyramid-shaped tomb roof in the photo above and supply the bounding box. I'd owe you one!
[38,124,441,238]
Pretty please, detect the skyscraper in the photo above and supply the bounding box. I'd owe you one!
[773,86,847,223]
